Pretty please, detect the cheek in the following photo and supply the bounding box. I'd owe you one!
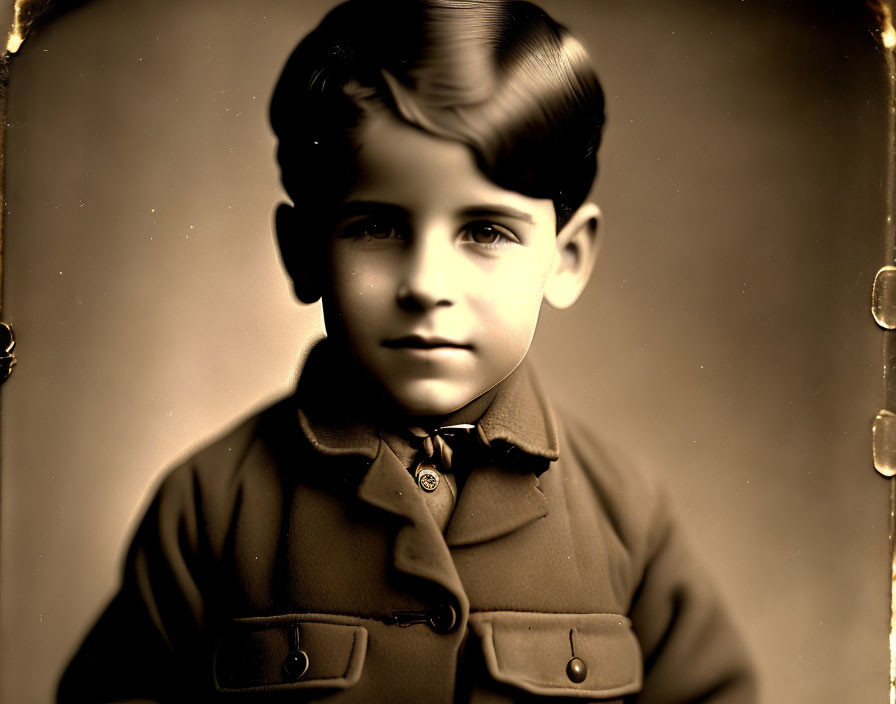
[474,263,548,350]
[328,250,392,309]
[323,251,392,345]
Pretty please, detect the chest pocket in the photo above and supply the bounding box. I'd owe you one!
[468,612,642,701]
[213,613,368,694]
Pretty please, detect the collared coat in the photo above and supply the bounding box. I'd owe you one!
[58,349,757,703]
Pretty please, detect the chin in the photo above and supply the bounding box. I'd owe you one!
[386,378,480,418]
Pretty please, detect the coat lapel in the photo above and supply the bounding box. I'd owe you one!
[444,463,548,547]
[356,439,469,614]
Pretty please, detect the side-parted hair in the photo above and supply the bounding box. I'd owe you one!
[269,0,606,230]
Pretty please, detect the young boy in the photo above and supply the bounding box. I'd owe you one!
[59,1,756,702]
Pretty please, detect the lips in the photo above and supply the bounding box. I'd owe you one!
[382,335,472,350]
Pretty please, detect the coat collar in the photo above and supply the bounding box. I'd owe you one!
[293,341,381,460]
[475,362,559,462]
[293,340,558,546]
[295,340,560,463]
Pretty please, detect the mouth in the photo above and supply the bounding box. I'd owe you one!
[382,336,472,351]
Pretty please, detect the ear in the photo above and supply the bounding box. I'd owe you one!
[543,202,602,310]
[275,203,323,304]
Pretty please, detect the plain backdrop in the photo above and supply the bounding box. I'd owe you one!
[0,1,888,702]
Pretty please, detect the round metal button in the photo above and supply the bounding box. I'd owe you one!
[566,656,587,683]
[283,650,309,681]
[427,603,457,633]
[416,465,440,492]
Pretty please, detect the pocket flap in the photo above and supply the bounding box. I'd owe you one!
[213,613,368,693]
[469,611,642,699]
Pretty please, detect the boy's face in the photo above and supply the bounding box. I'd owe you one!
[315,112,566,416]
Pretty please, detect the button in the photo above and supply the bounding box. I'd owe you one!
[283,650,309,681]
[427,603,457,633]
[566,656,587,683]
[415,464,440,492]
[283,623,310,681]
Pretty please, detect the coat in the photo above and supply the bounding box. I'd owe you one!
[58,344,757,703]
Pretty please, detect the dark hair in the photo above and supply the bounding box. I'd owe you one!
[269,0,606,230]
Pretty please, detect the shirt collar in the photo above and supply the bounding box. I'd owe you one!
[294,339,560,463]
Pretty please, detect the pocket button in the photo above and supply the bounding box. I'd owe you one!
[566,656,587,683]
[283,650,310,681]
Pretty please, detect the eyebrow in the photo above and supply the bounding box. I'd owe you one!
[333,201,410,219]
[459,205,535,225]
[334,200,535,225]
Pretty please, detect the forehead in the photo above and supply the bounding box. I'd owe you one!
[346,110,555,222]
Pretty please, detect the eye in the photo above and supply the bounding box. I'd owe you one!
[342,218,401,240]
[462,222,517,247]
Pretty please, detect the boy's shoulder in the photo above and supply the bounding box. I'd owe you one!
[141,394,304,538]
[552,407,673,554]
[142,353,380,534]
[557,410,659,496]
[165,394,293,476]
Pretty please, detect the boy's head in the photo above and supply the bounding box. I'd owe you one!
[272,0,606,416]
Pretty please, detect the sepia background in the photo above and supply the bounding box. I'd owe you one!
[0,0,887,702]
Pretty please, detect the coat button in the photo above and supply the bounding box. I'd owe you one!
[566,656,587,683]
[416,464,440,492]
[427,603,457,633]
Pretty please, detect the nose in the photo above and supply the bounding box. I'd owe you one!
[396,231,456,312]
